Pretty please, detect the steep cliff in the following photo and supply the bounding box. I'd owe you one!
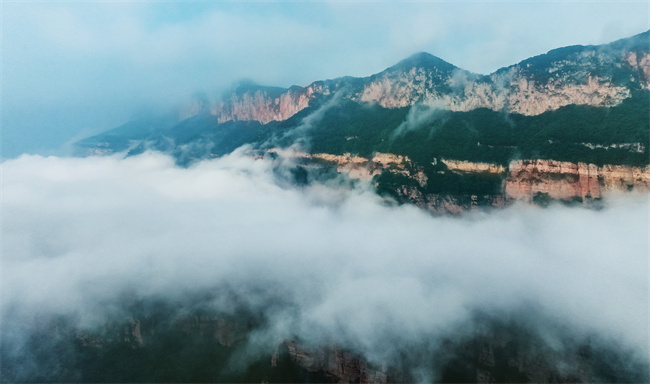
[209,31,649,124]
[311,151,425,183]
[309,152,650,212]
[74,31,650,215]
[212,83,325,124]
[505,159,650,202]
[357,52,635,115]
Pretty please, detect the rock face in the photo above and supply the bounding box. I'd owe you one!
[627,51,650,83]
[359,53,462,108]
[358,57,632,116]
[307,151,650,211]
[505,159,650,202]
[311,151,425,183]
[211,31,649,124]
[277,340,388,384]
[441,159,506,174]
[212,83,326,124]
[492,72,629,115]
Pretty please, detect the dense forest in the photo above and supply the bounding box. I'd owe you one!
[74,89,649,199]
[256,89,649,168]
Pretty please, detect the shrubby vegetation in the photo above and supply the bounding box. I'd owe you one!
[257,90,648,197]
[76,89,648,197]
[78,89,649,169]
[277,90,649,168]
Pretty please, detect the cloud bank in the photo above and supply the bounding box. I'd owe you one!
[2,152,648,376]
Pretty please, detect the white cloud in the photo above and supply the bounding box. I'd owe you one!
[2,152,648,367]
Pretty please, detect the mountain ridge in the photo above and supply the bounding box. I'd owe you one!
[217,30,650,97]
[201,30,648,123]
[383,51,460,73]
[75,30,650,213]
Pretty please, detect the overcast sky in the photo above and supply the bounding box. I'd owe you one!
[2,1,649,158]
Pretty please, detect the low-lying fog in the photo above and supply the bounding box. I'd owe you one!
[2,150,648,371]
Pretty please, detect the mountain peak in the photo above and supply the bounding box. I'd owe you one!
[389,52,458,73]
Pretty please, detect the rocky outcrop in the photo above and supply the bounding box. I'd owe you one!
[275,340,388,384]
[441,159,506,174]
[311,152,426,184]
[626,51,650,86]
[359,65,633,116]
[213,70,630,125]
[389,186,506,215]
[505,159,650,202]
[306,151,649,210]
[359,59,460,108]
[495,73,630,115]
[276,148,648,211]
[313,152,379,181]
[212,83,324,124]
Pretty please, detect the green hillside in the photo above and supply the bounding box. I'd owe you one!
[257,89,649,168]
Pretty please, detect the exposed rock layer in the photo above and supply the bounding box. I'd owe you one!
[212,84,322,124]
[505,159,650,202]
[300,151,650,211]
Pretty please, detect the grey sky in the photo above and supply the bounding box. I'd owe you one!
[2,1,649,158]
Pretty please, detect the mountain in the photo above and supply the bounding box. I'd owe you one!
[10,31,650,384]
[75,30,650,213]
[202,30,649,122]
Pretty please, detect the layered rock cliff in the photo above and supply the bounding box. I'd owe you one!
[302,151,650,212]
[311,151,427,184]
[441,159,506,174]
[505,159,650,202]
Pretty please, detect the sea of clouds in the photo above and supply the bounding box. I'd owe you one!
[2,150,648,375]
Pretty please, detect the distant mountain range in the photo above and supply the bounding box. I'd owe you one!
[75,30,650,213]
